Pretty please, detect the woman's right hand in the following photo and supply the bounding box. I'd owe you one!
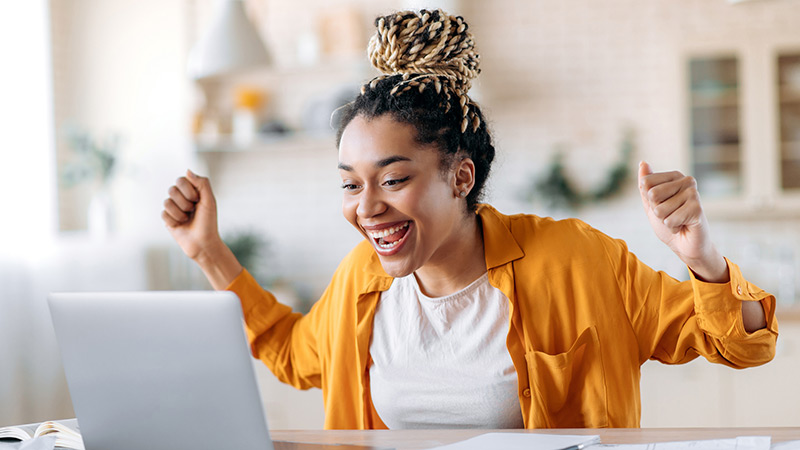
[162,170,244,290]
[161,170,221,261]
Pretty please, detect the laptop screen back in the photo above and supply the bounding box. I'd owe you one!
[48,291,273,450]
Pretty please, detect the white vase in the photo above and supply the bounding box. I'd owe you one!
[88,189,114,239]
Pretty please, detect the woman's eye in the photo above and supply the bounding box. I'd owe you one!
[384,177,410,187]
[340,183,360,191]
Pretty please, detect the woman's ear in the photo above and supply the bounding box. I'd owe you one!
[453,157,476,198]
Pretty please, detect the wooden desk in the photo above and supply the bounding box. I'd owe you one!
[270,428,800,450]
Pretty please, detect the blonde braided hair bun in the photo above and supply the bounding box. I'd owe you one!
[364,9,481,133]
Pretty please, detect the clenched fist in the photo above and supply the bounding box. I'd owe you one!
[638,161,728,283]
[162,170,242,289]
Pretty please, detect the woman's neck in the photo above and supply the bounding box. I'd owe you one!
[414,214,486,297]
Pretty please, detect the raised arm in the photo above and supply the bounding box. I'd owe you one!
[162,170,326,389]
[161,170,243,289]
[637,161,767,333]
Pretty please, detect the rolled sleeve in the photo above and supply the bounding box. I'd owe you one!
[690,258,778,366]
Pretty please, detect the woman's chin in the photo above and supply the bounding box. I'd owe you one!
[376,257,416,278]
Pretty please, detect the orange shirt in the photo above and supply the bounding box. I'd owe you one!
[227,204,778,429]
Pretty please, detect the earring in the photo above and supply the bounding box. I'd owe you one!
[459,191,467,198]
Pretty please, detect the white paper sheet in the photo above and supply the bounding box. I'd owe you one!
[426,432,601,450]
[597,436,771,450]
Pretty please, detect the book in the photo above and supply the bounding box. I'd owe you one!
[0,419,84,450]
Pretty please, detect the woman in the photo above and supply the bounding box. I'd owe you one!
[162,9,777,429]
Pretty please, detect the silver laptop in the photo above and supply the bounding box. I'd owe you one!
[47,291,273,450]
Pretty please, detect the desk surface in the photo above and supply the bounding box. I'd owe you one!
[270,428,800,450]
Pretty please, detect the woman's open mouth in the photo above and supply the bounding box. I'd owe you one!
[365,221,411,255]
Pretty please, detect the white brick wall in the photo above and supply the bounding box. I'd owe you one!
[204,0,800,300]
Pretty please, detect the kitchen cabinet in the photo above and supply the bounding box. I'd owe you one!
[777,53,800,190]
[640,317,800,427]
[688,55,743,198]
[683,38,800,218]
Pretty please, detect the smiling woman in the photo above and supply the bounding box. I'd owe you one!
[337,115,485,295]
[162,8,777,430]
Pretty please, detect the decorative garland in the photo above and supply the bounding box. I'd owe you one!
[526,128,635,210]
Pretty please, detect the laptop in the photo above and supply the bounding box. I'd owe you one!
[47,291,274,450]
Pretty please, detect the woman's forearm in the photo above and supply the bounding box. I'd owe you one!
[194,239,244,291]
[742,300,767,334]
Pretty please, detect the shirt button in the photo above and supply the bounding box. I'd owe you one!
[523,388,531,398]
[737,285,743,295]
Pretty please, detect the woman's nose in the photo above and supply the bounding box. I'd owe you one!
[356,185,386,218]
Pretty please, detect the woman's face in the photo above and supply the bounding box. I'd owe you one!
[338,114,467,278]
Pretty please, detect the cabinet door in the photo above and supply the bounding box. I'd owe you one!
[688,55,743,199]
[777,52,800,191]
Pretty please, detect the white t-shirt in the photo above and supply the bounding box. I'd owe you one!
[369,272,524,429]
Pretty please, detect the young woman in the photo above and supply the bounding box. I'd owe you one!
[162,9,777,429]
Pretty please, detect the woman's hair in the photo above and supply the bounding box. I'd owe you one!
[335,9,495,212]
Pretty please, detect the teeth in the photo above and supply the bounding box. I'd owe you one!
[367,221,409,239]
[378,239,402,249]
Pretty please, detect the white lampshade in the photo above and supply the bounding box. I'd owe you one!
[187,0,270,80]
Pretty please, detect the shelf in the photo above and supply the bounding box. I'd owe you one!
[778,87,800,103]
[781,141,800,159]
[690,90,740,108]
[691,143,742,164]
[194,132,336,154]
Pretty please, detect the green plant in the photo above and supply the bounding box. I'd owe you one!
[533,145,583,210]
[223,229,273,285]
[60,126,122,189]
[527,128,635,210]
[223,229,315,313]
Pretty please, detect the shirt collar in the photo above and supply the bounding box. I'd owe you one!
[476,204,526,269]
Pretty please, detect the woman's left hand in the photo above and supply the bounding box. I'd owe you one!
[638,161,729,283]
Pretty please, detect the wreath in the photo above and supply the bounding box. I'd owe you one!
[526,128,635,210]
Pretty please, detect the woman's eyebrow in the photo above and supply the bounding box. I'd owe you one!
[337,155,412,172]
[375,155,411,168]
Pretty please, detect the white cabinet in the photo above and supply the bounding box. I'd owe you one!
[682,38,800,218]
[640,318,800,427]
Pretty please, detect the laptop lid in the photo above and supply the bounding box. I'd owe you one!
[47,291,273,450]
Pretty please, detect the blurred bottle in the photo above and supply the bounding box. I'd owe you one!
[233,86,265,147]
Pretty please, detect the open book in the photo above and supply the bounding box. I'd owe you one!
[0,419,84,450]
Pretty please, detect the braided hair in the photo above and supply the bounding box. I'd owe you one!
[336,9,495,212]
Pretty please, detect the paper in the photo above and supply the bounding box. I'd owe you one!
[771,441,800,450]
[597,436,771,450]
[426,432,601,450]
[0,435,56,450]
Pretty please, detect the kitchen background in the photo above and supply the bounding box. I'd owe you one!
[1,0,799,429]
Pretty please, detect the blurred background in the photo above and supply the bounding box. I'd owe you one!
[1,0,800,429]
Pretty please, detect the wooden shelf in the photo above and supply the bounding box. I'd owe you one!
[781,141,800,159]
[690,90,740,108]
[691,143,741,164]
[778,87,800,103]
[194,132,336,154]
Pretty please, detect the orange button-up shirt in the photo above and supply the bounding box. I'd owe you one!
[227,204,778,429]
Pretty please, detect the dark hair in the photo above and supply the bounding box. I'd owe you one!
[335,9,495,212]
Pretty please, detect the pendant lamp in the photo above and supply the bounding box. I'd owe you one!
[187,0,270,80]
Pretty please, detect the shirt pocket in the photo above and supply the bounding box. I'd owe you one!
[524,325,609,428]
